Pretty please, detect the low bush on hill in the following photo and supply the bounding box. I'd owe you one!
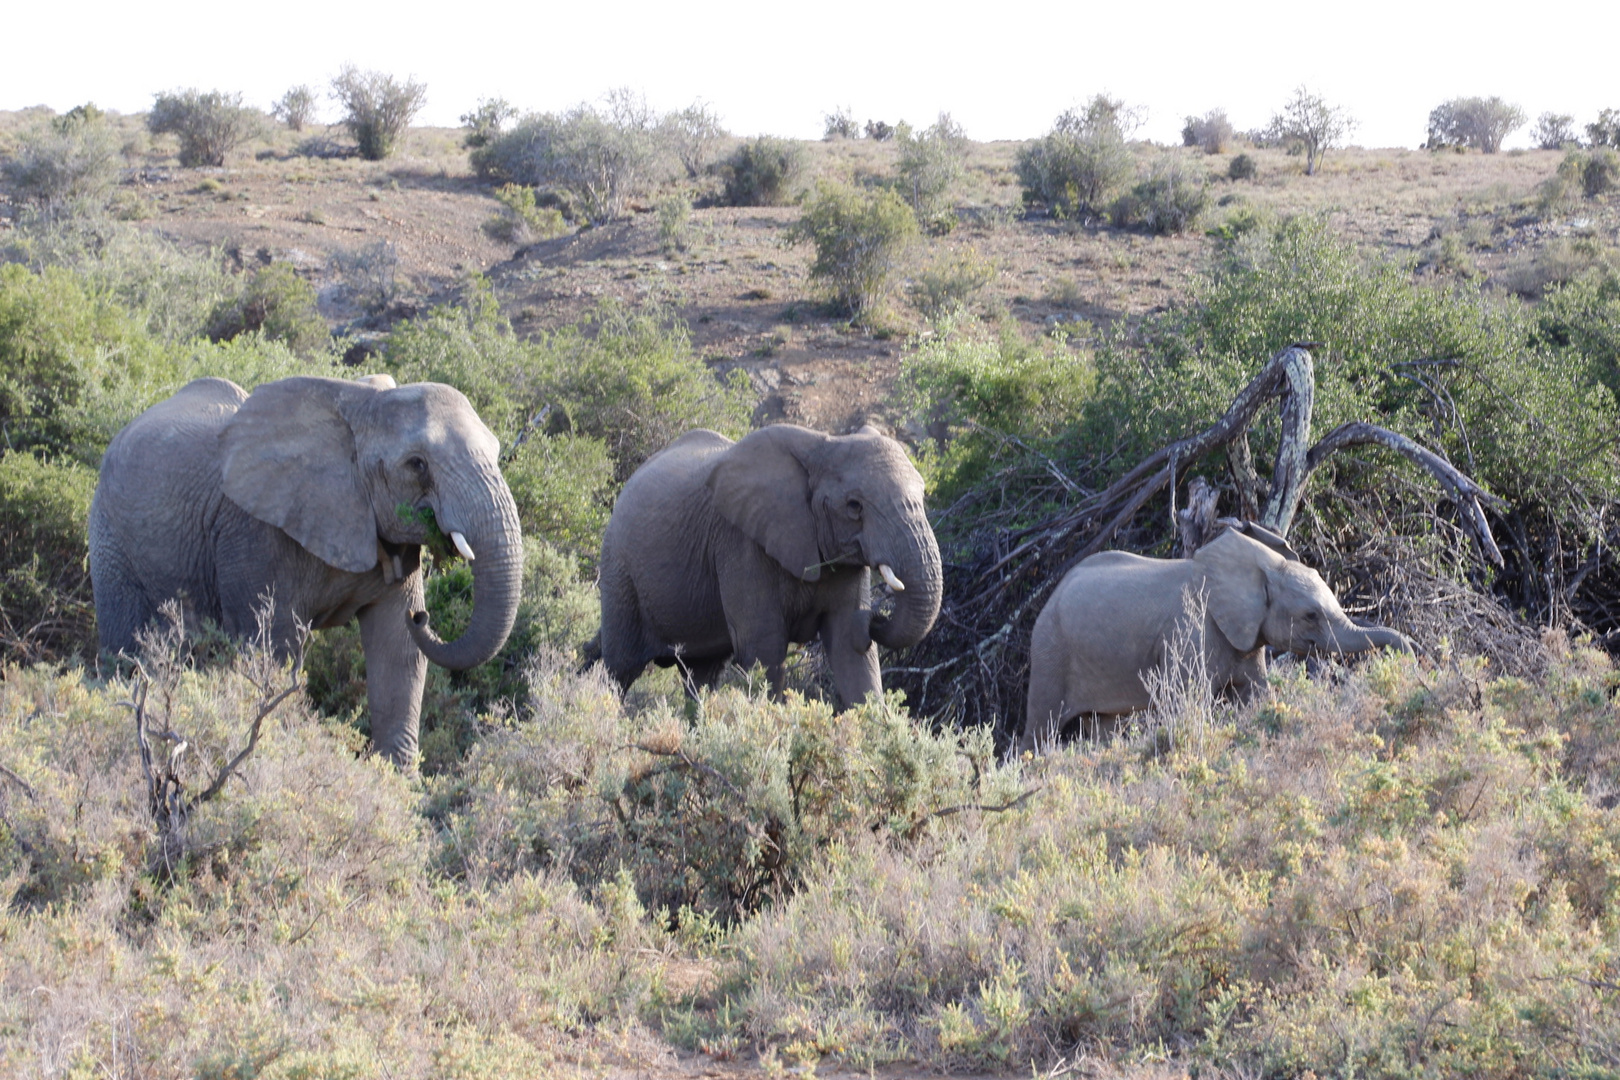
[721,135,806,207]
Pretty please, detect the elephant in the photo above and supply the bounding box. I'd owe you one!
[592,423,943,706]
[1021,522,1411,752]
[88,374,523,765]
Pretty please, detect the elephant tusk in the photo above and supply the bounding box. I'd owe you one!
[878,564,905,592]
[392,554,405,581]
[450,531,475,561]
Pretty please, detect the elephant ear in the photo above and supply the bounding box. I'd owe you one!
[1238,520,1301,562]
[220,377,379,573]
[1195,531,1272,653]
[706,426,825,581]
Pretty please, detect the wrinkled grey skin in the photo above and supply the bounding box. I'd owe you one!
[594,424,943,706]
[89,375,522,765]
[1022,525,1411,752]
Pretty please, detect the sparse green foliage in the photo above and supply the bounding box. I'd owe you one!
[786,183,918,319]
[484,183,567,243]
[906,247,996,322]
[1181,108,1235,153]
[721,135,806,207]
[1114,155,1209,234]
[1558,146,1620,198]
[1227,152,1257,180]
[1587,107,1620,149]
[1426,96,1526,153]
[656,192,691,253]
[823,106,859,140]
[205,262,329,355]
[898,326,1095,499]
[147,89,264,167]
[271,85,318,131]
[329,66,426,161]
[2,105,121,212]
[1532,111,1576,149]
[663,100,726,178]
[471,92,671,222]
[1264,86,1353,175]
[330,240,398,313]
[0,452,97,661]
[896,112,968,223]
[459,97,517,150]
[1015,96,1138,218]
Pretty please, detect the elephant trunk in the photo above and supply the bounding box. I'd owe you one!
[408,473,523,671]
[1328,620,1413,656]
[868,517,943,651]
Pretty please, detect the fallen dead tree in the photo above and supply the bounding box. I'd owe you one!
[889,345,1510,740]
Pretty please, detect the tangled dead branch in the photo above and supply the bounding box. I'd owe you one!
[890,345,1509,743]
[122,599,307,876]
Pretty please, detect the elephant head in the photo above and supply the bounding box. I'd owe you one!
[1194,527,1411,658]
[218,375,523,671]
[706,424,943,650]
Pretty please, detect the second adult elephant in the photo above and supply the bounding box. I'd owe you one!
[1022,523,1411,752]
[594,424,943,705]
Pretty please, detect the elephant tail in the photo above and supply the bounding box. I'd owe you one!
[578,630,603,674]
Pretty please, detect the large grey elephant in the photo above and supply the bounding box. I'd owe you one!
[1021,522,1410,752]
[593,424,942,705]
[89,374,523,765]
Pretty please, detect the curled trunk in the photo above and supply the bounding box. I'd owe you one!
[869,525,944,650]
[408,486,523,670]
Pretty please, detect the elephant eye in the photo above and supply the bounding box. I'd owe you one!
[846,498,863,517]
[407,456,427,474]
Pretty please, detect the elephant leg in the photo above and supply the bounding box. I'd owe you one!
[597,567,659,692]
[1022,665,1068,754]
[357,580,428,767]
[673,653,730,697]
[820,607,881,709]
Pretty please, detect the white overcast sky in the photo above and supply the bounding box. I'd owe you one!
[4,0,1616,149]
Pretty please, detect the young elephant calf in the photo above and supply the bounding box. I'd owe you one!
[1022,523,1410,752]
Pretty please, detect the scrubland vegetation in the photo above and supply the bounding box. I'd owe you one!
[3,80,1620,1076]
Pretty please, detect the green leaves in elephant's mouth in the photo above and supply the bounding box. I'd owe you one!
[396,503,457,564]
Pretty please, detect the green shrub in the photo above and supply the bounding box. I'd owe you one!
[270,85,318,131]
[1015,96,1137,219]
[1532,111,1576,149]
[1583,147,1620,195]
[785,183,918,319]
[905,246,996,322]
[662,101,726,178]
[896,112,968,223]
[1181,109,1234,153]
[459,97,517,150]
[1425,96,1526,153]
[897,326,1096,501]
[1586,107,1620,149]
[444,671,1023,920]
[383,279,750,479]
[721,135,806,207]
[1499,235,1619,298]
[0,262,170,462]
[330,240,398,313]
[205,262,329,355]
[329,66,426,161]
[503,432,615,558]
[1537,270,1620,396]
[147,89,264,167]
[1114,156,1209,234]
[1262,86,1353,175]
[0,452,97,662]
[484,183,567,243]
[1227,152,1257,180]
[1,105,120,212]
[823,107,860,140]
[472,92,670,222]
[656,192,691,253]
